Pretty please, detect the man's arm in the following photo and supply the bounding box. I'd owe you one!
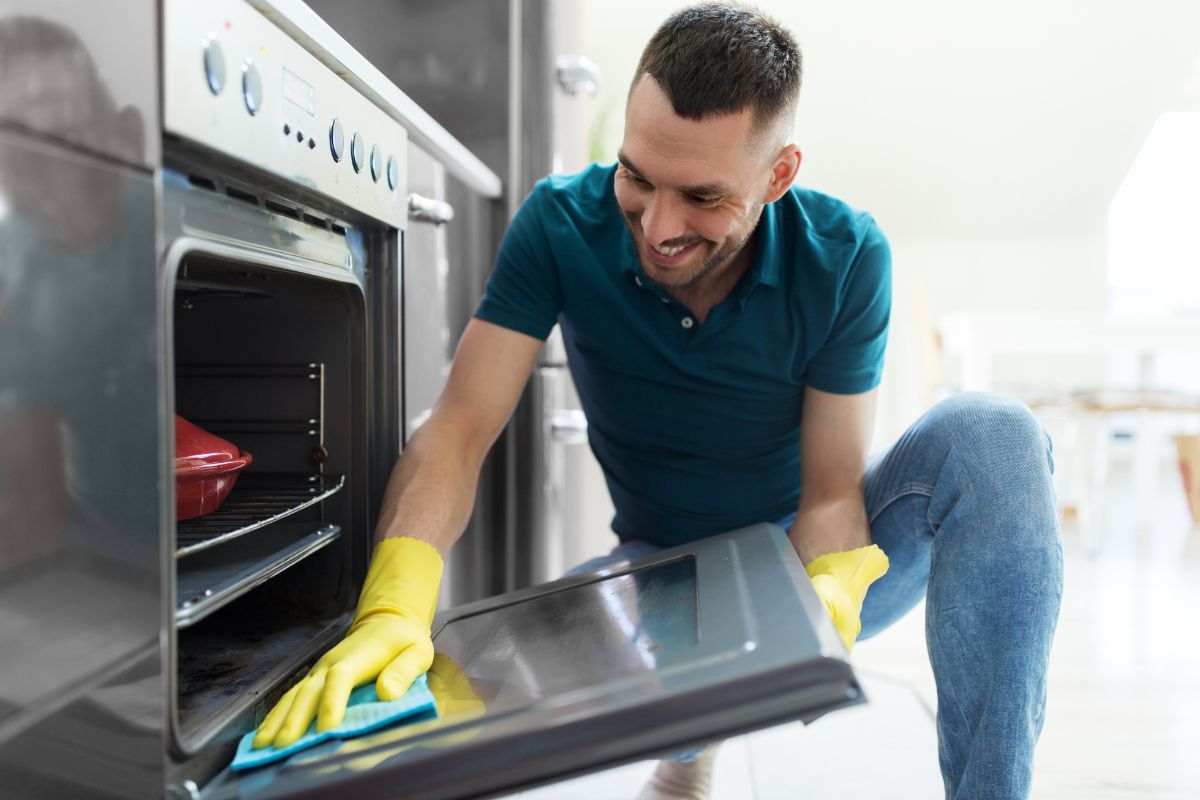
[788,385,889,652]
[374,317,544,555]
[254,318,541,748]
[787,385,877,564]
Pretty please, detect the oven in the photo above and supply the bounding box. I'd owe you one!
[158,0,413,788]
[159,167,382,777]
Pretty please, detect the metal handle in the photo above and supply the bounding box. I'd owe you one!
[549,409,588,444]
[555,55,600,97]
[408,194,455,225]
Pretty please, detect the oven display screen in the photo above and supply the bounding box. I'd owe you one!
[282,67,315,116]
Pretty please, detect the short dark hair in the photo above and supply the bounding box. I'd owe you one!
[632,3,802,130]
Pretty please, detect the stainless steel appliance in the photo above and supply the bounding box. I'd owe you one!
[1,2,869,798]
[162,0,505,791]
[0,0,497,794]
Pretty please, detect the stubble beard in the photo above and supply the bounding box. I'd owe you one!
[627,205,762,293]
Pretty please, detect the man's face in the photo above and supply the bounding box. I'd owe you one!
[615,75,780,292]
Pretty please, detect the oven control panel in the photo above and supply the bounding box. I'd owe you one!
[163,0,408,229]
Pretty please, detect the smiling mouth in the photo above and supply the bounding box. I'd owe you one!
[653,241,692,257]
[646,239,702,267]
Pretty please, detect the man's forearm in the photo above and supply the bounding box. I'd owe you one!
[372,414,489,556]
[787,493,872,564]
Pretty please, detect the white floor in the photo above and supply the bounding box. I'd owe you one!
[504,460,1200,799]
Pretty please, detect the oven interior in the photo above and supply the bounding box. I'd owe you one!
[170,250,369,755]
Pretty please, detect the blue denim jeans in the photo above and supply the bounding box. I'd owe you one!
[565,393,1063,800]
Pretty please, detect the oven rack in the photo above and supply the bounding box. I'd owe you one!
[176,472,345,558]
[175,520,341,629]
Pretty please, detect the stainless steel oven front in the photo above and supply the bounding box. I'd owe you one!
[160,0,407,791]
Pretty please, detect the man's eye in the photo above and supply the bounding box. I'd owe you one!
[687,195,720,205]
[630,173,651,187]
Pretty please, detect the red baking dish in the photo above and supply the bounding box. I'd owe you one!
[175,415,253,521]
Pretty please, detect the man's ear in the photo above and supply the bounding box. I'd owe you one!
[764,143,801,204]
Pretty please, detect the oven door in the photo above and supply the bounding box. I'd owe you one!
[198,523,861,799]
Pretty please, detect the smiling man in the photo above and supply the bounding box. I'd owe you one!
[256,5,1062,799]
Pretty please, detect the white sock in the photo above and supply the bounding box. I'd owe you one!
[635,744,720,800]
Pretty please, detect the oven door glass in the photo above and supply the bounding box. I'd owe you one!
[199,524,860,799]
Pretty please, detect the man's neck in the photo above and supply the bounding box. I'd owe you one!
[665,241,756,324]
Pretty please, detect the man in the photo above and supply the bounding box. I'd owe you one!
[255,4,1063,799]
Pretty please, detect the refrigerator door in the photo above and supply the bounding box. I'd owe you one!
[198,524,860,800]
[528,364,617,585]
[403,141,507,610]
[403,142,452,442]
[547,0,595,176]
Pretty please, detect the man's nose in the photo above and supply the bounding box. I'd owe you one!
[640,192,686,246]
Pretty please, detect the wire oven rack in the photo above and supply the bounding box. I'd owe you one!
[176,472,345,558]
[175,520,342,629]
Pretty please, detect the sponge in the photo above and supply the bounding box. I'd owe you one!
[230,675,437,771]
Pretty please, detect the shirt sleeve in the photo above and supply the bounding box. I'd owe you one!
[803,217,892,394]
[473,180,564,340]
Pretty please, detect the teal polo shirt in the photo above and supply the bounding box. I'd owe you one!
[475,163,891,548]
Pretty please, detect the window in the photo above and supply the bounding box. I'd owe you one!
[1107,112,1200,317]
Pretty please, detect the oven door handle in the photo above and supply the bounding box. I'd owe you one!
[408,194,455,226]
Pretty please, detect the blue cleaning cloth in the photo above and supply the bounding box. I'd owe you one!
[231,674,437,771]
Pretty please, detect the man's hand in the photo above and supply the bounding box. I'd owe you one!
[252,537,443,750]
[311,653,487,774]
[804,544,889,652]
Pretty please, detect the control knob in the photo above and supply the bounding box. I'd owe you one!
[369,145,381,183]
[202,38,225,95]
[242,61,262,115]
[350,132,365,173]
[386,156,398,191]
[329,118,345,162]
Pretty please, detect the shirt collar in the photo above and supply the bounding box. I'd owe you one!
[750,200,782,288]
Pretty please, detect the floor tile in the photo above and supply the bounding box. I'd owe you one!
[744,674,940,799]
[501,737,755,799]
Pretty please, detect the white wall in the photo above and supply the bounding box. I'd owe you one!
[875,235,1111,443]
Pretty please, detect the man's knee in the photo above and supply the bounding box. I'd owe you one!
[920,392,1052,476]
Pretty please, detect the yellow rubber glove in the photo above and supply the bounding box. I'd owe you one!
[312,653,487,776]
[253,536,443,749]
[804,544,889,653]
